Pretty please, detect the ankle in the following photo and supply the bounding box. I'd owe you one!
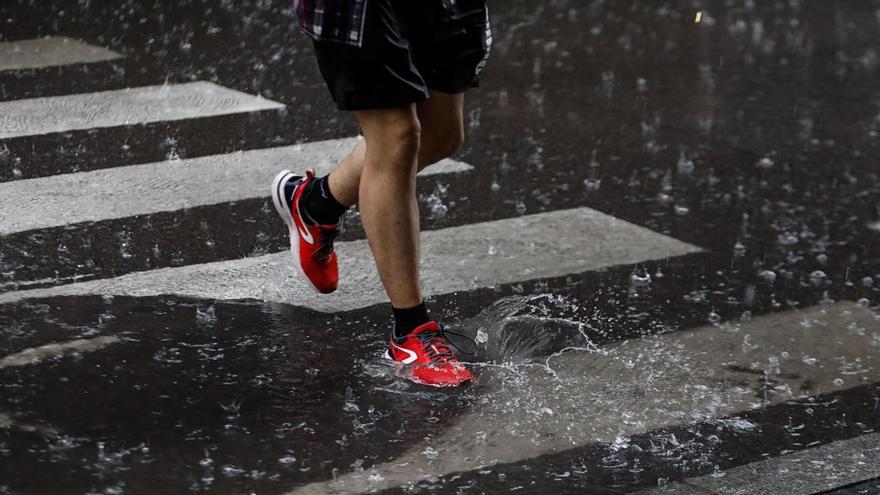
[392,302,430,342]
[301,174,349,225]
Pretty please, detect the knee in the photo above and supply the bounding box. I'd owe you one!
[421,124,464,165]
[383,118,422,164]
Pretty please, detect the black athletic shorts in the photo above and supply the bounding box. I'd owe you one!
[311,0,492,111]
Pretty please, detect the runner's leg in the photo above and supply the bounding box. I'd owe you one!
[354,104,423,308]
[326,90,465,208]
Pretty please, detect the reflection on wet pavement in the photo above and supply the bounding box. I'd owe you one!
[2,294,879,493]
[1,296,475,494]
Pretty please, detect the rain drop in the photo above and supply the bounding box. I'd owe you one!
[756,157,775,169]
[583,178,602,191]
[809,270,827,286]
[677,152,695,175]
[0,144,10,165]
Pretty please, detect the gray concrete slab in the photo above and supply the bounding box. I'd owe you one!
[0,36,122,71]
[289,302,880,494]
[641,433,880,495]
[0,207,702,310]
[0,81,283,139]
[0,137,470,234]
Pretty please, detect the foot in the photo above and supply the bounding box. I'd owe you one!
[271,169,340,294]
[385,321,475,387]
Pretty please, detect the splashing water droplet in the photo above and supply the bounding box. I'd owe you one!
[630,270,652,287]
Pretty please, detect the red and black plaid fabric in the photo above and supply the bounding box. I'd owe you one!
[292,0,368,47]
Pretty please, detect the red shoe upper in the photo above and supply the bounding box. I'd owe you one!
[388,321,474,387]
[290,170,340,294]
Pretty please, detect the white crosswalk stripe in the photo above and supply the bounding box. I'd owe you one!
[0,410,63,439]
[0,137,471,235]
[0,36,122,71]
[289,301,880,494]
[0,335,121,370]
[0,207,702,309]
[0,81,283,139]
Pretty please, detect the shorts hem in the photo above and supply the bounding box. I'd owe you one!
[333,92,429,111]
[426,79,480,95]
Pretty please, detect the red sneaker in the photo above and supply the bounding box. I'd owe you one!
[385,321,475,387]
[271,168,340,294]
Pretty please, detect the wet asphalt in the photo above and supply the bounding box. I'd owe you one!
[2,0,880,493]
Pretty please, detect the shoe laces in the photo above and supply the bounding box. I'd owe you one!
[311,226,339,263]
[414,325,477,364]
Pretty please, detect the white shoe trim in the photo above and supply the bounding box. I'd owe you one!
[389,341,418,364]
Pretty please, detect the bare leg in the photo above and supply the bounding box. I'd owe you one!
[355,105,423,308]
[327,91,465,208]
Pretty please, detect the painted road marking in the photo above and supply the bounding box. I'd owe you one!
[0,207,701,309]
[0,410,61,439]
[0,335,120,370]
[0,81,284,139]
[640,432,880,495]
[0,36,122,71]
[288,301,880,494]
[0,409,87,442]
[0,137,470,235]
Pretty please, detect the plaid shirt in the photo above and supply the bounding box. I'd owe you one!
[292,0,368,47]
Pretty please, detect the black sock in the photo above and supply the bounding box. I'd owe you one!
[392,302,430,342]
[301,175,349,225]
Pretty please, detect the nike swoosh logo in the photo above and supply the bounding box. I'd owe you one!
[391,342,418,365]
[293,189,315,245]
